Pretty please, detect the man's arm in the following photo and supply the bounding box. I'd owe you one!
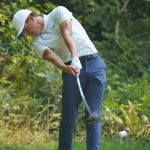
[43,48,78,76]
[60,20,82,70]
[60,20,77,57]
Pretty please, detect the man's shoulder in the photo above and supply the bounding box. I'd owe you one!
[53,6,68,12]
[51,6,71,16]
[46,6,67,15]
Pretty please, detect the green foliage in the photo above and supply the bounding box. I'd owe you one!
[92,0,150,78]
[0,55,61,143]
[0,55,149,144]
[0,0,150,145]
[102,73,150,142]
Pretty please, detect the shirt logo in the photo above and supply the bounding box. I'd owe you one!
[53,24,56,28]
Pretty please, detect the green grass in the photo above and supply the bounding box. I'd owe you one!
[102,141,149,150]
[0,141,149,150]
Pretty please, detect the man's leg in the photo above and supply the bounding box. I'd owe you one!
[59,72,81,150]
[84,56,106,150]
[85,76,106,150]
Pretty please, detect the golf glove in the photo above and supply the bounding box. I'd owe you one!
[71,56,82,70]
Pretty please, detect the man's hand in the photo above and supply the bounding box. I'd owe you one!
[71,56,82,70]
[63,65,79,76]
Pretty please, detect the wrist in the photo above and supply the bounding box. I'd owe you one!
[61,64,67,71]
[72,56,78,58]
[71,52,78,58]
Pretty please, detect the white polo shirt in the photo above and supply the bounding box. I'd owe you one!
[33,6,97,63]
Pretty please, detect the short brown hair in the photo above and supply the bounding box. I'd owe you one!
[25,12,37,23]
[29,12,37,17]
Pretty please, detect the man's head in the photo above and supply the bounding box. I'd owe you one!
[12,9,43,37]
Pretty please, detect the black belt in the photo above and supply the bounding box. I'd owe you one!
[79,53,99,60]
[65,53,99,65]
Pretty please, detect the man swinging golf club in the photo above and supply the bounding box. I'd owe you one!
[12,6,107,150]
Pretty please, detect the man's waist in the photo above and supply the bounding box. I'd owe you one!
[79,53,99,60]
[64,53,99,65]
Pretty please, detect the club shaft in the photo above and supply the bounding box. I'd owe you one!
[76,76,92,114]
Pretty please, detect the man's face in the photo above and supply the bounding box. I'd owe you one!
[23,16,41,36]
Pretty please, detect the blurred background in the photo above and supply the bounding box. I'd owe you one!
[0,0,150,148]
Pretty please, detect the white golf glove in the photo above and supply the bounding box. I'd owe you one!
[71,56,82,70]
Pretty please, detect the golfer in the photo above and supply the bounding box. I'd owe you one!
[12,6,106,150]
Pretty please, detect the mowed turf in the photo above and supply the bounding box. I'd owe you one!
[0,141,149,150]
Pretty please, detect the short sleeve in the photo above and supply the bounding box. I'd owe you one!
[53,6,73,24]
[33,42,48,57]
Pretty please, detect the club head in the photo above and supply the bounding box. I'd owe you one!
[85,113,99,126]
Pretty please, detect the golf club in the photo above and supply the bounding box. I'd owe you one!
[76,74,99,126]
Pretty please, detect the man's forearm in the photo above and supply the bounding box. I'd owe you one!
[42,48,66,70]
[42,48,79,75]
[62,33,77,57]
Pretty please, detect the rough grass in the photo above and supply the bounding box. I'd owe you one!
[0,141,149,150]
